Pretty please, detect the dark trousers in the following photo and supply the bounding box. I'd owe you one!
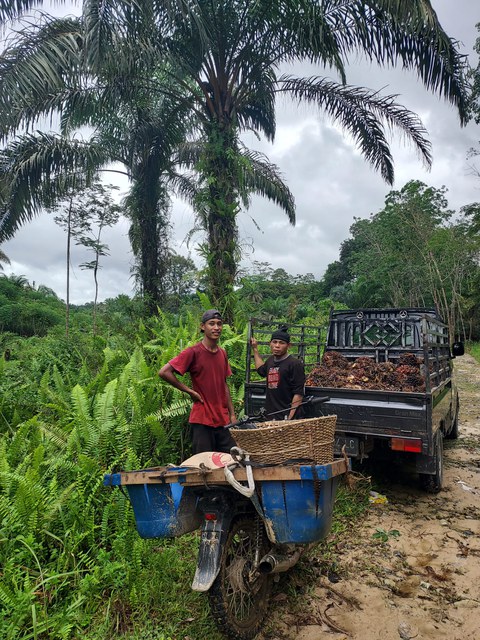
[190,423,236,454]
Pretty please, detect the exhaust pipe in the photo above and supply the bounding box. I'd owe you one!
[258,548,305,574]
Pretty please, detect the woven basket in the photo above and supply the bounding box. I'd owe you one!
[230,415,337,464]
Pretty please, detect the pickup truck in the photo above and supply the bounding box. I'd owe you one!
[244,308,464,492]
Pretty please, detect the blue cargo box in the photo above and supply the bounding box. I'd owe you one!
[105,459,348,544]
[104,468,201,538]
[257,464,341,544]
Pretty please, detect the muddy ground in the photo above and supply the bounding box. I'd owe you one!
[262,354,480,640]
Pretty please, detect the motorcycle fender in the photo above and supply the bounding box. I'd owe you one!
[191,513,232,592]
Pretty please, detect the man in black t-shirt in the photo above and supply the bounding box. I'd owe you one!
[251,326,305,420]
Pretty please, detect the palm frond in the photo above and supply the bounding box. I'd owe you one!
[277,75,432,184]
[0,247,10,265]
[168,171,199,206]
[0,2,71,27]
[322,0,468,122]
[0,16,83,138]
[152,396,191,420]
[238,146,295,224]
[0,133,109,241]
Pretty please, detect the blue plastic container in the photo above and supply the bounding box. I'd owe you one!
[105,461,344,544]
[104,471,201,538]
[258,464,341,544]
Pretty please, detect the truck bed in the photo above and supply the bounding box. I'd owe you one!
[245,379,453,458]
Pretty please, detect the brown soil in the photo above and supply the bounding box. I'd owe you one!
[260,354,480,640]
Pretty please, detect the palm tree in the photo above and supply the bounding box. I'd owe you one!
[0,1,469,323]
[0,8,294,316]
[1,273,29,287]
[156,0,468,322]
[0,13,194,308]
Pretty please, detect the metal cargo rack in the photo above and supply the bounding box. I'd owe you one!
[325,307,452,393]
[246,317,325,383]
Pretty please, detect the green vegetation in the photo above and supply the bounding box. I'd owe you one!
[372,528,401,543]
[0,304,243,639]
[0,275,64,337]
[0,287,374,640]
[468,342,480,363]
[320,180,480,340]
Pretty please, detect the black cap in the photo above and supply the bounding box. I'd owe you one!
[271,326,290,343]
[201,309,223,323]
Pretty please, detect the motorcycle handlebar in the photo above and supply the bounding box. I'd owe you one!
[306,395,330,405]
[224,395,330,429]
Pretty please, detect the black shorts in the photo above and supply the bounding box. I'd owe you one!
[190,423,236,454]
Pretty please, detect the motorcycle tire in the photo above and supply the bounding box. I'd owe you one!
[208,515,273,640]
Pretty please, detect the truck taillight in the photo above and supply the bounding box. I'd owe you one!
[391,438,422,453]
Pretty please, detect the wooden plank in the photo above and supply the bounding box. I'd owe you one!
[117,458,348,486]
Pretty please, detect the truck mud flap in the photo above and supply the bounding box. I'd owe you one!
[416,430,441,475]
[191,512,233,592]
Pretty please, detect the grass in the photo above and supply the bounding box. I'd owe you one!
[467,341,480,363]
[331,476,371,534]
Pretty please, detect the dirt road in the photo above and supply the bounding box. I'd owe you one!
[262,354,480,640]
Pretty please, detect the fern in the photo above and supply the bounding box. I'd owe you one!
[152,396,191,420]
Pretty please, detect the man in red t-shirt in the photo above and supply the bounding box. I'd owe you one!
[158,309,236,454]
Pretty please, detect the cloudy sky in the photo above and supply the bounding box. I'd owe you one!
[2,1,480,304]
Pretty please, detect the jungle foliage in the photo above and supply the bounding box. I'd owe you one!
[318,181,480,340]
[0,274,343,639]
[0,1,470,323]
[0,306,247,639]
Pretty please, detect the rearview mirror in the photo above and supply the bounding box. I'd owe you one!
[451,342,464,357]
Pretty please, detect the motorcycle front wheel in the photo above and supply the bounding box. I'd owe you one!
[208,515,273,640]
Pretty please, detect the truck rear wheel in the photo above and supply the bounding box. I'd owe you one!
[420,430,443,493]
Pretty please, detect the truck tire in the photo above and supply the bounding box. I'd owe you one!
[420,430,444,494]
[445,400,459,440]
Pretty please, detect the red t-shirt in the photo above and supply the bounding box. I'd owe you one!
[169,342,232,427]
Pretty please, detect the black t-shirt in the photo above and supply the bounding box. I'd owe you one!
[257,354,305,419]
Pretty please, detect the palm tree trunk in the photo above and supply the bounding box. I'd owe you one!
[204,123,239,325]
[139,201,161,311]
[130,158,170,314]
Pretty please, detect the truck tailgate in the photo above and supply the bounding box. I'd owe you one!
[307,386,428,436]
[244,382,428,437]
[310,387,428,435]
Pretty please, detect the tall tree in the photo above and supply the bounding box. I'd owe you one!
[337,181,480,337]
[149,0,468,322]
[50,190,84,339]
[73,184,121,334]
[0,1,469,324]
[0,9,294,315]
[0,17,193,308]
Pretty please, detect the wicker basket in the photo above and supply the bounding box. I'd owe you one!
[230,415,337,464]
